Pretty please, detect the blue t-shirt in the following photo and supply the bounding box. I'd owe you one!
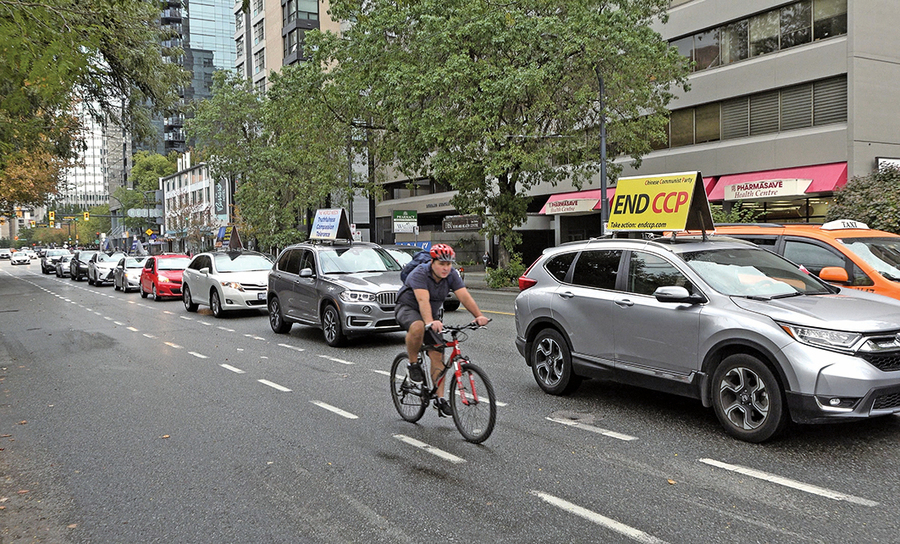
[397,262,465,318]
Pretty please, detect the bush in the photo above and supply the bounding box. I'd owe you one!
[485,254,526,288]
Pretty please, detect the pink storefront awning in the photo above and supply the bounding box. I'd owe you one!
[540,177,718,215]
[708,163,847,202]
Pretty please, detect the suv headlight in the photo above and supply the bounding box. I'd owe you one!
[340,291,376,303]
[221,281,244,291]
[780,324,861,351]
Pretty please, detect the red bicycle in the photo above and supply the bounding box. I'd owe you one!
[390,321,496,443]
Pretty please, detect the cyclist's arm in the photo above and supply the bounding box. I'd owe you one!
[455,287,489,326]
[413,288,441,331]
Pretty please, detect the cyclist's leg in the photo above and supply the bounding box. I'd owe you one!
[427,348,445,397]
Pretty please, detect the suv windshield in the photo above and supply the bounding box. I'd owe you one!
[319,247,402,274]
[683,247,833,298]
[158,257,191,270]
[212,253,272,272]
[48,249,69,257]
[840,237,900,281]
[98,252,124,262]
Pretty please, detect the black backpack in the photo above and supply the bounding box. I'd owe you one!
[400,250,432,283]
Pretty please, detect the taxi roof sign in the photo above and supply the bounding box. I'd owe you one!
[310,208,353,241]
[607,171,713,232]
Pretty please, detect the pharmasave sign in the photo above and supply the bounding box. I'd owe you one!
[724,178,811,201]
[607,171,713,232]
[545,197,599,215]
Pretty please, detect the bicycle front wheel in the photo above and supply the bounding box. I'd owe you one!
[390,353,428,423]
[450,362,496,443]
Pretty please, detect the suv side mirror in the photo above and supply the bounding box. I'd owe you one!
[818,266,849,283]
[654,286,706,304]
[299,268,314,278]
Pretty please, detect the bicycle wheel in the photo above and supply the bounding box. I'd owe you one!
[449,362,496,443]
[390,353,428,423]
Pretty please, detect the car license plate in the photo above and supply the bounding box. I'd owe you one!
[258,292,266,301]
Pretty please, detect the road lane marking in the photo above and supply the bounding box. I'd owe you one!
[113,321,124,326]
[243,334,266,341]
[530,491,667,544]
[546,417,637,441]
[164,311,173,314]
[217,326,235,332]
[220,364,245,374]
[318,355,354,365]
[189,352,208,359]
[456,389,508,407]
[258,379,291,392]
[393,435,466,464]
[127,327,138,332]
[103,316,112,321]
[163,342,182,349]
[698,458,878,507]
[278,343,304,352]
[199,321,211,326]
[311,401,359,419]
[179,316,192,320]
[371,370,391,377]
[143,334,156,339]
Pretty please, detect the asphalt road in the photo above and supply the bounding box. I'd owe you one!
[2,261,900,543]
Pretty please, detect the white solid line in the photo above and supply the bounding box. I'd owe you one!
[394,435,466,464]
[699,459,878,506]
[127,327,138,332]
[278,343,304,352]
[318,355,354,365]
[163,342,182,349]
[531,491,667,544]
[220,364,245,374]
[546,417,637,441]
[311,401,359,419]
[258,379,291,392]
[189,352,208,359]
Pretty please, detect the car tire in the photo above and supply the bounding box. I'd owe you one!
[322,303,345,347]
[531,328,581,395]
[268,296,292,334]
[711,354,787,443]
[140,286,148,298]
[114,279,120,291]
[183,285,199,312]
[152,284,161,301]
[210,289,225,318]
[443,300,460,312]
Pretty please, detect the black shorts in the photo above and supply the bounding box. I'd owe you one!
[395,304,444,350]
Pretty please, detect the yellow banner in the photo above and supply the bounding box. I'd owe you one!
[607,172,706,231]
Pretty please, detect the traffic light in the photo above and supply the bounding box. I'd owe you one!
[30,220,36,227]
[83,211,90,221]
[48,211,55,221]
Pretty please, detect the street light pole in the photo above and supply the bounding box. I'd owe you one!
[595,66,609,238]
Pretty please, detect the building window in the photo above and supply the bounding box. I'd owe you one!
[253,21,264,45]
[236,37,243,58]
[284,28,306,59]
[235,12,243,31]
[253,0,263,16]
[749,11,779,57]
[780,1,812,49]
[284,0,319,24]
[670,109,694,147]
[254,49,265,74]
[814,0,848,39]
[255,78,266,94]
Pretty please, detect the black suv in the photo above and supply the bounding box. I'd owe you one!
[40,248,70,274]
[69,250,98,281]
[267,241,404,346]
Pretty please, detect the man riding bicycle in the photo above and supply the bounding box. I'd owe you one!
[394,244,490,416]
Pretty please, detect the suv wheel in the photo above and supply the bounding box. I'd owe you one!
[531,329,581,395]
[183,285,198,312]
[712,354,787,443]
[322,304,345,347]
[268,296,291,334]
[210,289,225,318]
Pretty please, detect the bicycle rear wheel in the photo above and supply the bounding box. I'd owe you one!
[449,362,496,443]
[390,353,428,422]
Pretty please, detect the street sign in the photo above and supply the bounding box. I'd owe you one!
[145,229,153,236]
[392,210,417,233]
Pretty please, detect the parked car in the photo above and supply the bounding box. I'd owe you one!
[10,250,30,265]
[268,241,403,346]
[182,251,273,318]
[41,248,70,274]
[87,252,125,286]
[114,256,147,292]
[714,220,900,301]
[515,234,900,442]
[140,254,191,300]
[381,244,463,311]
[69,250,98,281]
[55,255,73,277]
[0,248,11,260]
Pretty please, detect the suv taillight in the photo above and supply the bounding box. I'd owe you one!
[518,276,537,291]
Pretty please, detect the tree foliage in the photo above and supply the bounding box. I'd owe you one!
[0,0,187,210]
[826,166,900,234]
[305,0,689,264]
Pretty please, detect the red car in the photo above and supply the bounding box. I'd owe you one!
[140,254,191,300]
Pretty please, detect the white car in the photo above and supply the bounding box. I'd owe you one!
[10,251,30,265]
[88,252,125,286]
[181,251,274,318]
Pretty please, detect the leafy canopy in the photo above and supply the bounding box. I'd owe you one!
[826,166,900,234]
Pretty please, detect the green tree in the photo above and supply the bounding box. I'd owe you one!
[308,0,689,265]
[710,202,759,224]
[0,0,187,209]
[130,151,177,193]
[826,166,900,234]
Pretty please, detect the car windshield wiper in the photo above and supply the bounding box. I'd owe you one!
[769,291,804,299]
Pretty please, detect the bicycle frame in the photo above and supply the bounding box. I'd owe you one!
[424,327,482,407]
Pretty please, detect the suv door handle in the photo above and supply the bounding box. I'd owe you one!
[615,298,634,307]
[558,291,575,299]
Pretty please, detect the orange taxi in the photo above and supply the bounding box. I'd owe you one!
[714,220,900,300]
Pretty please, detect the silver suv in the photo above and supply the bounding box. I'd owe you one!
[268,241,404,346]
[515,235,900,442]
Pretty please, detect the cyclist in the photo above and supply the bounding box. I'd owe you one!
[395,243,490,416]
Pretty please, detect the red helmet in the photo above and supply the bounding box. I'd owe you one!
[429,243,456,263]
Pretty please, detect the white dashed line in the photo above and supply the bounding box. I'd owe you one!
[217,326,234,332]
[113,321,124,326]
[143,334,156,339]
[318,355,354,365]
[311,401,358,419]
[371,369,391,377]
[199,321,211,326]
[531,491,667,544]
[547,417,637,441]
[189,352,208,359]
[393,435,466,464]
[220,364,245,374]
[127,327,138,332]
[163,342,182,349]
[163,311,173,315]
[699,458,879,506]
[258,379,291,392]
[278,343,304,352]
[179,315,192,320]
[103,316,112,321]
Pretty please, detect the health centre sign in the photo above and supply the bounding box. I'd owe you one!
[607,172,714,232]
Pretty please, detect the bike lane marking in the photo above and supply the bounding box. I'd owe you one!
[258,379,291,392]
[311,401,358,419]
[317,355,354,365]
[530,491,668,544]
[699,458,879,506]
[393,435,466,464]
[546,417,637,441]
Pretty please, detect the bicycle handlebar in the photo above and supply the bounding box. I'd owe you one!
[426,318,492,333]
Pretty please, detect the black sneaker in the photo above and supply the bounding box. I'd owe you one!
[435,398,452,417]
[407,362,425,383]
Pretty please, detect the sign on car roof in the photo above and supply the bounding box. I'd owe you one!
[607,171,714,232]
